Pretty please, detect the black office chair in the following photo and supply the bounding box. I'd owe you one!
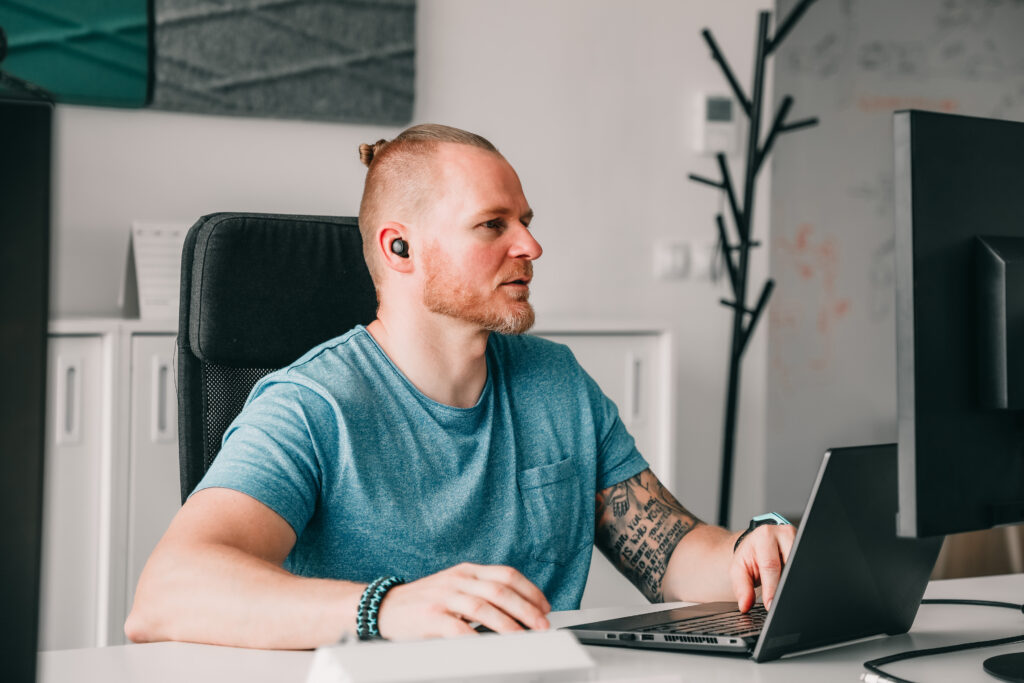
[176,212,378,504]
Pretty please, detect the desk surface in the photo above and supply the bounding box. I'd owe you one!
[40,574,1024,683]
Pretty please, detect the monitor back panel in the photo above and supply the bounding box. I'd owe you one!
[894,110,1024,537]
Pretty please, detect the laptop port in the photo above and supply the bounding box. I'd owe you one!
[641,635,654,641]
[618,633,637,641]
[605,634,616,639]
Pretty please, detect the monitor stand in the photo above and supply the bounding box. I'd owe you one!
[985,653,1024,682]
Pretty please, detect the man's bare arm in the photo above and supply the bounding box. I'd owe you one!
[595,468,797,607]
[124,487,366,649]
[594,468,703,602]
[126,487,551,649]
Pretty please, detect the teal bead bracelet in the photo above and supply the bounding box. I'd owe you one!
[356,576,406,640]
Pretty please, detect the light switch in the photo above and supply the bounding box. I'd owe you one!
[654,242,691,280]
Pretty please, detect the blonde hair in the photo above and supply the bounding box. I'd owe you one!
[357,124,500,288]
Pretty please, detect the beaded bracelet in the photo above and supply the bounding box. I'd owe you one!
[356,576,406,640]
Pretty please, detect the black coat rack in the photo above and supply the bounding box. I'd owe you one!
[688,0,819,528]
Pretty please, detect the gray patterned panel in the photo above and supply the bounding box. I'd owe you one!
[152,0,414,124]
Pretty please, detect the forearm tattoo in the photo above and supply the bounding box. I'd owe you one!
[594,469,701,602]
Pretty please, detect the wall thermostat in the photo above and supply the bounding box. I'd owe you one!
[697,94,740,156]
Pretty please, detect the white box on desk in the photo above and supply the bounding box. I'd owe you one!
[306,630,594,683]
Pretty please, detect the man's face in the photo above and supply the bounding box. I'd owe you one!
[419,144,542,335]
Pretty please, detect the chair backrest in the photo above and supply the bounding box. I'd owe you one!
[176,212,377,503]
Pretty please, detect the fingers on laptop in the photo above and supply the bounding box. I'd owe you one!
[731,525,796,612]
[753,539,784,611]
[730,561,757,613]
[778,524,796,563]
[758,524,797,610]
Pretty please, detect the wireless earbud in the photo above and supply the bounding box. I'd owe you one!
[390,238,409,258]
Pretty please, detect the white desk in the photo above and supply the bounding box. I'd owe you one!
[39,574,1024,683]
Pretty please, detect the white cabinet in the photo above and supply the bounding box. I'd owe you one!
[41,320,178,650]
[39,334,110,651]
[536,332,673,480]
[536,326,675,609]
[124,334,180,632]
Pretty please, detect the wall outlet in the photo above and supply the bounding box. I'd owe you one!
[690,242,721,281]
[654,242,691,280]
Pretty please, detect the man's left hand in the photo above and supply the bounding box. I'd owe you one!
[729,523,797,613]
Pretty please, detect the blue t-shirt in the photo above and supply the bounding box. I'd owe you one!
[195,325,648,609]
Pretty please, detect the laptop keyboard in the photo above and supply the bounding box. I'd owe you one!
[641,604,768,637]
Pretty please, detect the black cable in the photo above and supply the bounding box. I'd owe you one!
[864,633,1024,683]
[863,599,1024,683]
[921,598,1023,612]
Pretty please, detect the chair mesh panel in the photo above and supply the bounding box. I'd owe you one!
[202,363,277,470]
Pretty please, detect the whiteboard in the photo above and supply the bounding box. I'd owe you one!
[766,0,1024,515]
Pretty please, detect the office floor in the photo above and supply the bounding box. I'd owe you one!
[932,526,1024,579]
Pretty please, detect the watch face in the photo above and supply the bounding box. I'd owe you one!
[753,512,790,527]
[738,513,792,551]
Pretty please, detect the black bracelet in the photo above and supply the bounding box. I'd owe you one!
[356,576,406,640]
[733,512,791,553]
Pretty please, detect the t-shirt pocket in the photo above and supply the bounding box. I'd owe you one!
[518,457,588,564]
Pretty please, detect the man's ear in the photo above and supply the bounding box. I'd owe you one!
[378,222,414,273]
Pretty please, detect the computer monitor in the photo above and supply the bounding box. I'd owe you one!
[894,109,1024,681]
[0,96,51,682]
[894,109,1024,540]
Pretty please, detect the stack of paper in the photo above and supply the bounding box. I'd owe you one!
[121,221,190,320]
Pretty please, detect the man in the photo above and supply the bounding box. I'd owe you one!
[125,124,795,650]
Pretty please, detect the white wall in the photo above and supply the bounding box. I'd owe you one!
[50,0,774,524]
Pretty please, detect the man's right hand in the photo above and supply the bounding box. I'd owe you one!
[375,562,551,640]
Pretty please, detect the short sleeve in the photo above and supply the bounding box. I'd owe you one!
[581,371,650,491]
[192,379,335,537]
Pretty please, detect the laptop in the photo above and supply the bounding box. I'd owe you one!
[565,444,943,662]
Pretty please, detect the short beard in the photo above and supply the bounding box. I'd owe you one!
[422,250,535,335]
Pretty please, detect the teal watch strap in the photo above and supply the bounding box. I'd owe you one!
[733,512,791,552]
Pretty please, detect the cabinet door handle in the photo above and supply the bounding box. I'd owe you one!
[626,352,643,423]
[150,356,173,443]
[56,356,83,445]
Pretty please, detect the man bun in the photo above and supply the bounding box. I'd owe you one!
[359,125,500,169]
[359,139,390,167]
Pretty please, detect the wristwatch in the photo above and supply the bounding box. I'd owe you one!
[733,512,791,552]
